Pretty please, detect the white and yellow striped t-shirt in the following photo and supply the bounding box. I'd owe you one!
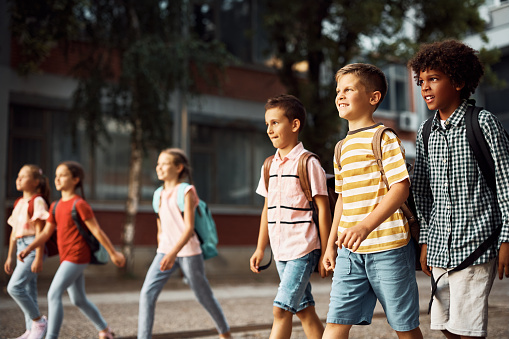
[334,123,410,253]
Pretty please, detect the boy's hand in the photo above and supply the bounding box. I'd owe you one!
[420,244,432,276]
[337,224,371,252]
[317,255,328,278]
[31,257,43,273]
[4,258,14,275]
[322,246,337,273]
[249,249,264,273]
[498,242,509,280]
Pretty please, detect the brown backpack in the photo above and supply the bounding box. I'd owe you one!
[263,152,337,226]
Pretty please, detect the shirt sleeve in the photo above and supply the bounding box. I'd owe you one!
[184,185,200,209]
[308,156,328,197]
[381,130,409,188]
[412,121,433,244]
[480,110,509,243]
[76,199,95,222]
[31,196,50,221]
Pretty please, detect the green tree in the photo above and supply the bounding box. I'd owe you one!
[262,0,490,171]
[9,0,233,275]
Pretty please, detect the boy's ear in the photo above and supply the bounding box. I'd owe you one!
[455,83,465,91]
[370,91,382,106]
[291,118,300,132]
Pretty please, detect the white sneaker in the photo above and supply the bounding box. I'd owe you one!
[27,316,47,339]
[12,330,30,339]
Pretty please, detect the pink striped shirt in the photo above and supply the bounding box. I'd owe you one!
[256,142,327,261]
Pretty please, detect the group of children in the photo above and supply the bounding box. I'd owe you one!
[4,39,509,339]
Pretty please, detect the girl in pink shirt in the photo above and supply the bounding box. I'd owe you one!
[4,165,50,339]
[138,148,231,339]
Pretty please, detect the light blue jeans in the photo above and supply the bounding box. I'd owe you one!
[7,236,41,331]
[46,261,108,339]
[138,253,230,339]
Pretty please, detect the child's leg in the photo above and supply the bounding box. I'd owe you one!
[181,255,230,336]
[325,248,377,337]
[295,305,324,339]
[270,306,293,339]
[7,236,41,331]
[46,261,89,339]
[367,242,421,335]
[430,259,496,338]
[138,253,177,339]
[66,266,108,331]
[272,249,321,339]
[322,323,352,339]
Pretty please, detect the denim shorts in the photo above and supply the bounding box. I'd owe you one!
[274,249,320,314]
[327,241,420,332]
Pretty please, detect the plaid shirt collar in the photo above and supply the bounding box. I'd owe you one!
[430,100,469,132]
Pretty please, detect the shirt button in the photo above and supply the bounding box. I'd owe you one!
[443,159,447,163]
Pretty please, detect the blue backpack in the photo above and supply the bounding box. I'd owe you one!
[152,183,219,260]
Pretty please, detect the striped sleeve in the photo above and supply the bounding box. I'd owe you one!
[381,130,409,188]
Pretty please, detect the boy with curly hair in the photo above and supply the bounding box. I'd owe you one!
[409,40,509,338]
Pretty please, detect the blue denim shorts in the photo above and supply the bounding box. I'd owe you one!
[327,241,420,332]
[274,249,320,314]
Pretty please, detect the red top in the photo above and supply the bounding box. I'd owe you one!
[48,196,94,264]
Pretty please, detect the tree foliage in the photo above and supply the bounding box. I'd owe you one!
[262,0,491,171]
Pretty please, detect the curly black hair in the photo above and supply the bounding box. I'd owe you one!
[408,40,484,100]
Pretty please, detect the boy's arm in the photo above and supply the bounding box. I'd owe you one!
[323,194,343,272]
[314,194,332,278]
[250,198,270,273]
[338,179,410,252]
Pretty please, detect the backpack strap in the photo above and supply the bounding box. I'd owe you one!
[298,152,319,202]
[422,117,433,156]
[465,105,496,193]
[263,155,275,191]
[177,182,191,212]
[334,140,345,171]
[52,199,60,220]
[372,127,418,228]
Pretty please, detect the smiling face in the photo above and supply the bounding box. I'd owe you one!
[418,68,463,119]
[156,152,182,183]
[54,164,79,192]
[16,166,38,193]
[335,73,380,128]
[265,107,300,156]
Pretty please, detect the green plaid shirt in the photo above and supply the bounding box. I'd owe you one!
[413,101,509,268]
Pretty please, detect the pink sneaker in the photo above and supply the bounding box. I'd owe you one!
[27,316,47,339]
[13,330,30,339]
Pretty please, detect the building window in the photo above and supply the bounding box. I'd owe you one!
[190,123,272,206]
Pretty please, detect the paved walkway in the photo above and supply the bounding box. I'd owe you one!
[1,272,508,338]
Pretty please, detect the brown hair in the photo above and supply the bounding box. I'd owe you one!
[59,161,86,199]
[160,148,193,185]
[23,164,50,204]
[265,94,306,132]
[335,63,388,110]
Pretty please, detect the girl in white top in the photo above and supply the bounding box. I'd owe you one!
[138,148,231,339]
[4,165,50,339]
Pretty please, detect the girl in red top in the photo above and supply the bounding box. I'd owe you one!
[19,161,126,339]
[5,165,50,339]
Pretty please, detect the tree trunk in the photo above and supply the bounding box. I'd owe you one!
[121,117,143,276]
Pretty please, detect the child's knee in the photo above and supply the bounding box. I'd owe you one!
[6,280,22,297]
[273,305,293,320]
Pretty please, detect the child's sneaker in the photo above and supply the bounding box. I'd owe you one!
[27,316,47,339]
[12,330,30,339]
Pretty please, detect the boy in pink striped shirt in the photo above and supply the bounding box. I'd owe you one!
[250,94,331,339]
